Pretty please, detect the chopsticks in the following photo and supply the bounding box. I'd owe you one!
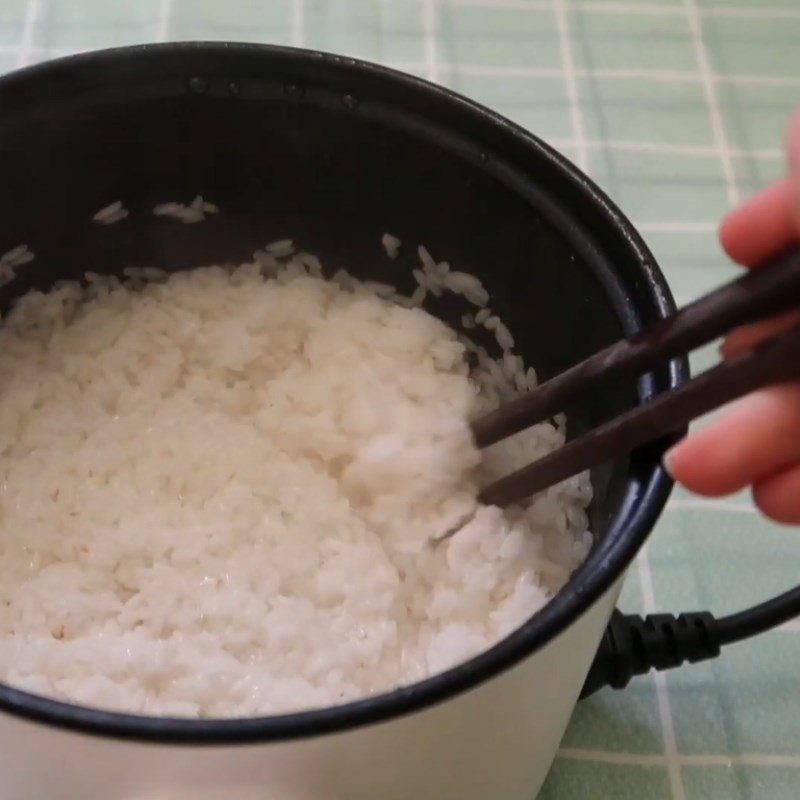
[474,246,800,509]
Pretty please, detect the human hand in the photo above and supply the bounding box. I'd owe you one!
[665,111,800,524]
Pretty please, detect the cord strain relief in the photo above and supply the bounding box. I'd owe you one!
[615,610,721,676]
[581,610,722,699]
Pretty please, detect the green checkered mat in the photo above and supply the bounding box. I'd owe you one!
[1,1,798,798]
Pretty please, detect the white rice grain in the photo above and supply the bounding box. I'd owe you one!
[0,262,15,287]
[266,239,295,258]
[463,284,490,307]
[494,320,515,351]
[331,268,357,290]
[381,233,401,259]
[1,244,34,267]
[253,249,282,276]
[153,202,183,217]
[445,271,484,295]
[178,207,204,224]
[409,284,428,306]
[92,201,129,225]
[295,252,324,278]
[417,245,436,274]
[363,280,396,298]
[412,268,429,289]
[153,198,217,224]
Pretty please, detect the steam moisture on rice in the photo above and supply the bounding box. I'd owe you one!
[0,250,592,718]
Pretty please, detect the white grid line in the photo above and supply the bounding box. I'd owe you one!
[669,498,758,514]
[569,1,684,16]
[575,1,800,18]
[717,74,800,87]
[559,748,800,769]
[638,546,686,800]
[684,0,740,207]
[584,140,781,160]
[441,61,800,87]
[635,222,718,233]
[422,0,439,84]
[553,0,588,171]
[6,45,800,89]
[16,0,41,69]
[156,0,173,43]
[448,0,800,21]
[703,5,800,21]
[409,59,800,87]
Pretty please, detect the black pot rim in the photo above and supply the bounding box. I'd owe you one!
[0,41,687,745]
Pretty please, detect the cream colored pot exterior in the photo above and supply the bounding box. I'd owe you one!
[0,577,622,800]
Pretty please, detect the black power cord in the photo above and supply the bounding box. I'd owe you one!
[580,584,800,699]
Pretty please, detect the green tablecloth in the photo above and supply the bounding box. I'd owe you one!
[1,1,798,797]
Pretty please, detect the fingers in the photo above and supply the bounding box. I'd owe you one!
[717,110,800,268]
[664,384,800,496]
[718,177,799,267]
[722,309,800,359]
[673,111,800,513]
[746,111,800,525]
[717,109,800,359]
[671,111,800,516]
[753,464,800,525]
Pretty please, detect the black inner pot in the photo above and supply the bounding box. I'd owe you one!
[0,43,686,742]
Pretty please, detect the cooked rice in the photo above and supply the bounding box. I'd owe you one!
[193,195,219,215]
[0,263,14,287]
[294,252,324,278]
[445,271,483,295]
[265,238,295,257]
[417,244,436,273]
[0,243,34,288]
[153,196,218,224]
[1,244,34,267]
[0,246,591,718]
[494,320,515,352]
[381,233,401,259]
[412,268,428,289]
[92,201,129,225]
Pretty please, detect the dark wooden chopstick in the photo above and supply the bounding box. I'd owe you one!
[472,246,800,449]
[478,323,800,508]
